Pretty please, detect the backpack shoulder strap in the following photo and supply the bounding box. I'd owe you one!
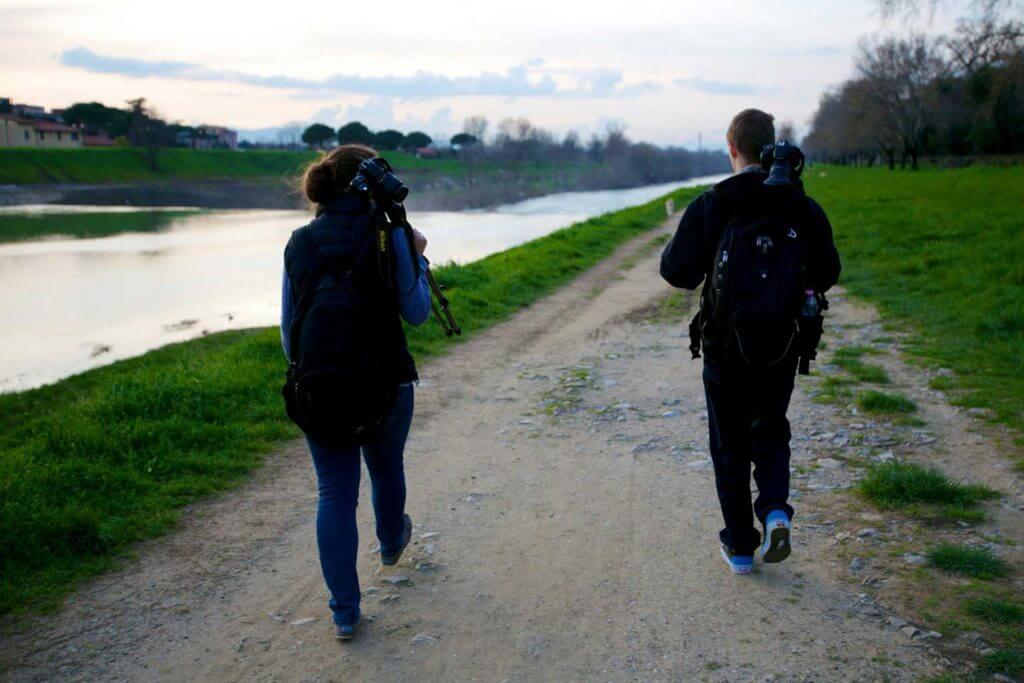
[285,225,334,361]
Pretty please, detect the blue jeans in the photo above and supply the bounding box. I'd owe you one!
[306,384,414,626]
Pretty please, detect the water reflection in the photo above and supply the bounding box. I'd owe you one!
[0,175,726,391]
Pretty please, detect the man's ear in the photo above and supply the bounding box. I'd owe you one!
[728,141,739,161]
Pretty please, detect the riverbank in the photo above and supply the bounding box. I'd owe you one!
[0,147,728,210]
[3,194,1020,681]
[0,185,702,615]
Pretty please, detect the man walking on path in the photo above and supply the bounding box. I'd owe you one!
[660,109,841,574]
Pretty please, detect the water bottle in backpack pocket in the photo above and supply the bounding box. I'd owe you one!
[283,267,398,448]
[706,213,806,368]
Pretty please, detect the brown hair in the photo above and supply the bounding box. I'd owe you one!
[300,144,377,205]
[726,109,775,163]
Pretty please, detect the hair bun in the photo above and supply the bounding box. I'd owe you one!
[299,144,377,206]
[303,161,336,204]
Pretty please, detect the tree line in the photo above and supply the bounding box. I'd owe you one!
[300,122,433,151]
[459,117,729,186]
[803,5,1024,169]
[59,99,231,150]
[304,114,728,186]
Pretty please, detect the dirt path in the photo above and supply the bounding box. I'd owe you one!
[5,213,1017,681]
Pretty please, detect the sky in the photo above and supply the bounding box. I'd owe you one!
[0,0,964,148]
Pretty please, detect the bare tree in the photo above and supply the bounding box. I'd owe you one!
[776,120,798,143]
[462,116,489,144]
[276,124,303,148]
[857,35,947,168]
[126,98,171,170]
[945,11,1024,73]
[602,122,630,160]
[878,0,1018,20]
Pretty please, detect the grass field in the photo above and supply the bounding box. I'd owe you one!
[805,164,1024,455]
[0,184,700,615]
[3,163,1023,617]
[0,148,463,184]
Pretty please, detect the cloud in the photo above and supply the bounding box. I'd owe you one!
[673,77,765,96]
[61,47,197,78]
[312,98,458,133]
[60,46,659,99]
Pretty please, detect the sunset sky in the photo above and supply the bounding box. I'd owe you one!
[1,0,961,147]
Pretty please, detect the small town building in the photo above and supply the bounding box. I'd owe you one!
[196,125,238,149]
[1,98,84,148]
[0,115,82,148]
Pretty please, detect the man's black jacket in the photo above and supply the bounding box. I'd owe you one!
[660,170,841,358]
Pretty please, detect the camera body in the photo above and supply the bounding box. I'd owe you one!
[349,157,409,203]
[759,140,806,187]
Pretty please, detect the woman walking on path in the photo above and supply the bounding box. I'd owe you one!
[281,145,431,639]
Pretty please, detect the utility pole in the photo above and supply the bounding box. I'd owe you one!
[698,132,702,153]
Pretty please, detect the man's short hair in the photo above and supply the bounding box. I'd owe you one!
[727,109,775,163]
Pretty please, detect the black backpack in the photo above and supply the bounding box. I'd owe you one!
[282,225,398,448]
[702,189,809,368]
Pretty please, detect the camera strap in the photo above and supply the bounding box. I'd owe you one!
[369,199,394,290]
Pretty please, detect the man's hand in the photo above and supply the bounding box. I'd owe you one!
[412,227,427,256]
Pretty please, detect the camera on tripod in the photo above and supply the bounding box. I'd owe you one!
[759,140,806,187]
[349,157,409,203]
[356,157,462,337]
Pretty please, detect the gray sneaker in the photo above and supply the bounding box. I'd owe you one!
[335,616,361,641]
[380,514,412,566]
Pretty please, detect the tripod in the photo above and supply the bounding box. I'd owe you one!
[377,200,462,337]
[424,261,461,336]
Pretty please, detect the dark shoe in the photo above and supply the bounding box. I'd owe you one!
[334,617,360,641]
[720,544,754,574]
[758,510,792,564]
[380,514,412,566]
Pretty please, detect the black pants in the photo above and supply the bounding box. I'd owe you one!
[702,355,797,554]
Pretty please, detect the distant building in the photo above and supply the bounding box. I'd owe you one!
[0,98,83,148]
[0,115,82,148]
[175,125,238,150]
[197,125,238,149]
[11,103,46,119]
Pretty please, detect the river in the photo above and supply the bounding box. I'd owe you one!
[0,175,725,391]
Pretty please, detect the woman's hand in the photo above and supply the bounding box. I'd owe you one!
[412,228,428,256]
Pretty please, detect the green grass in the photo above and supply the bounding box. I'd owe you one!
[0,184,704,615]
[832,346,890,383]
[0,210,197,242]
[806,165,1024,453]
[982,648,1024,677]
[0,148,461,184]
[813,375,857,404]
[928,543,1010,579]
[859,461,998,521]
[856,390,916,413]
[964,597,1024,624]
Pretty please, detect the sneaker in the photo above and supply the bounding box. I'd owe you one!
[380,514,412,566]
[720,544,754,574]
[335,616,361,641]
[758,510,792,564]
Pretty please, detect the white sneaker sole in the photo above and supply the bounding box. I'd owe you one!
[720,546,753,574]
